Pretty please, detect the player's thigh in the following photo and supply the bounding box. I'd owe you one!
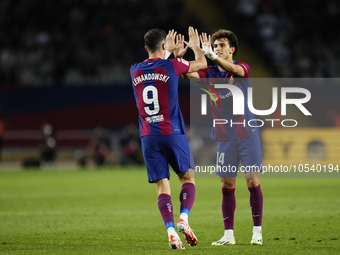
[162,134,195,175]
[216,140,240,178]
[238,134,263,173]
[141,136,170,183]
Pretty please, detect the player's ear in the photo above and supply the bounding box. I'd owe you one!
[161,43,166,50]
[230,46,235,55]
[144,45,149,53]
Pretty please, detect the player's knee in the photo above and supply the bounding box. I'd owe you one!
[220,178,235,189]
[178,168,194,185]
[246,178,260,188]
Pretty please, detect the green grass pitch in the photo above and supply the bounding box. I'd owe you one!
[0,166,339,254]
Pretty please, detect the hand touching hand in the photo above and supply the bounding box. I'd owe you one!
[174,34,189,58]
[200,32,211,48]
[184,26,200,50]
[164,29,177,53]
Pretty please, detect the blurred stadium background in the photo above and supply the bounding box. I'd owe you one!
[1,0,340,169]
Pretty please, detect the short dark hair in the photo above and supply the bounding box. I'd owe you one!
[211,29,238,57]
[144,28,167,53]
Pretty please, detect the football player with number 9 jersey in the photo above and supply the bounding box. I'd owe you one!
[130,27,206,250]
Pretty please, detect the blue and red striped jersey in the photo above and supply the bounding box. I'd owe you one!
[130,58,190,137]
[197,61,260,141]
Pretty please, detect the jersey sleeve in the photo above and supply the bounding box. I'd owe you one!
[197,66,211,78]
[130,64,137,76]
[236,62,250,78]
[170,58,190,76]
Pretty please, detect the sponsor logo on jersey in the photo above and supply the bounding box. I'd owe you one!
[197,81,223,106]
[211,91,233,101]
[145,114,164,123]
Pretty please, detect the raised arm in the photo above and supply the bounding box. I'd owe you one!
[181,70,200,79]
[164,29,178,58]
[185,27,207,72]
[179,27,206,79]
[172,33,199,79]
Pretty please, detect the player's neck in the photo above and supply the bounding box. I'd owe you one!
[148,51,164,60]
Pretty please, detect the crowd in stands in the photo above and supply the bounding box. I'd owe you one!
[0,0,203,86]
[221,0,340,77]
[1,0,339,87]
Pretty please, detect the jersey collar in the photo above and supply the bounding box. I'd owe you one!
[144,58,161,62]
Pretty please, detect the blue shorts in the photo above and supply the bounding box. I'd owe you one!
[141,134,195,183]
[216,134,262,178]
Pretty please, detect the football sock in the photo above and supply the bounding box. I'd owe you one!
[158,193,175,236]
[167,227,177,238]
[179,212,188,223]
[248,184,263,227]
[179,182,195,222]
[253,226,262,233]
[224,229,234,238]
[222,188,236,230]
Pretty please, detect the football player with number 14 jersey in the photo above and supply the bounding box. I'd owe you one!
[182,29,264,246]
